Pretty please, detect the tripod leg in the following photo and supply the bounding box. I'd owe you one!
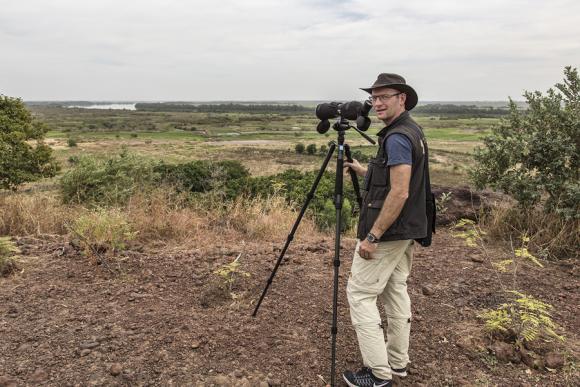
[330,136,347,387]
[252,142,337,317]
[344,144,363,214]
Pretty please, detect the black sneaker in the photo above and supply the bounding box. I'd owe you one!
[342,367,392,387]
[389,363,407,377]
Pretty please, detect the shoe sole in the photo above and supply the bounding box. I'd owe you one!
[342,374,391,387]
[391,369,407,377]
[342,374,358,387]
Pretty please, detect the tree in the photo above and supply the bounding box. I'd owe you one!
[471,67,579,219]
[0,95,59,189]
[295,143,305,154]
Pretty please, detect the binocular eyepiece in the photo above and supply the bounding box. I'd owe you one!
[315,100,372,134]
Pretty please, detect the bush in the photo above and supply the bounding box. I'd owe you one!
[319,144,328,155]
[306,143,317,155]
[1,95,59,189]
[67,137,78,147]
[471,66,579,219]
[295,143,305,154]
[60,151,159,206]
[156,159,250,196]
[68,208,136,266]
[0,236,19,276]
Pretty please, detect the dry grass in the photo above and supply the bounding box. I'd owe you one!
[207,193,322,241]
[0,192,79,236]
[481,204,580,260]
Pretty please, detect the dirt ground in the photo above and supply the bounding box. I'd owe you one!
[1,224,578,386]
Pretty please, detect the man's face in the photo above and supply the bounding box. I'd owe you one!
[371,87,406,123]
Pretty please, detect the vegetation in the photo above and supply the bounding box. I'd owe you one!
[0,236,19,276]
[68,208,136,267]
[471,67,579,219]
[135,102,312,114]
[0,95,59,189]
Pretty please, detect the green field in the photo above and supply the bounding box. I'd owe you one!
[31,104,498,186]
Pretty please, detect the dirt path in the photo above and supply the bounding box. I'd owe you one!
[1,230,578,386]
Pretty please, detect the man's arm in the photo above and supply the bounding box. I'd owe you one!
[370,164,411,238]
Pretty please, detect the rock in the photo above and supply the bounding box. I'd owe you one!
[544,352,565,369]
[30,369,48,383]
[80,349,92,357]
[259,382,269,387]
[0,376,18,387]
[211,375,230,386]
[521,349,543,369]
[490,341,519,363]
[191,341,201,349]
[80,342,100,349]
[421,285,434,296]
[471,255,484,263]
[109,363,123,376]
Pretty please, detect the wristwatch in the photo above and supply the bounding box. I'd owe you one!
[366,232,379,244]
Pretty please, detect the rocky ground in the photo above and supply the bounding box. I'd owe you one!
[1,212,578,386]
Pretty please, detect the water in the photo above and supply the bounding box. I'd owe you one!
[66,103,136,110]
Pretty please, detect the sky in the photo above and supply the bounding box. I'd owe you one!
[1,0,579,102]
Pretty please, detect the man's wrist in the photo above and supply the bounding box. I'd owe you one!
[366,232,380,244]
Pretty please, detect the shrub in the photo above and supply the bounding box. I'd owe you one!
[68,208,136,266]
[130,133,138,138]
[306,143,317,155]
[471,66,579,219]
[295,143,305,154]
[67,137,78,147]
[0,95,59,189]
[60,151,159,206]
[156,160,250,196]
[0,236,19,276]
[319,144,328,155]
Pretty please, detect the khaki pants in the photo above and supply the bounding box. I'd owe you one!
[346,239,414,380]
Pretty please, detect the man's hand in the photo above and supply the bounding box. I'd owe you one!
[344,158,367,177]
[358,239,378,260]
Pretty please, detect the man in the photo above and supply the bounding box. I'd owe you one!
[342,73,429,387]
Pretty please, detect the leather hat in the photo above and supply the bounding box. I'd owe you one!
[361,73,418,110]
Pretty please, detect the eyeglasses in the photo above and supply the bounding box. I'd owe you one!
[370,92,402,103]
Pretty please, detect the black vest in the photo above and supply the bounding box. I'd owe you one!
[356,111,428,241]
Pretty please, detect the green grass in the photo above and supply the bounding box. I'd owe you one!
[34,105,499,187]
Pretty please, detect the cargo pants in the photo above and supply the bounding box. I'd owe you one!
[346,239,414,380]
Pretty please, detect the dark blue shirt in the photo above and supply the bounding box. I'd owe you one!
[384,133,413,166]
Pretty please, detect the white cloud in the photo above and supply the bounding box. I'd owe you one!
[0,0,578,101]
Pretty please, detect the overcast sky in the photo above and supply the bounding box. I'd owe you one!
[1,0,579,101]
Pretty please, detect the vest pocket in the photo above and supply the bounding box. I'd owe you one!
[364,199,384,232]
[369,158,387,186]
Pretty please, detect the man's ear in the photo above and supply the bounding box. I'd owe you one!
[400,93,407,107]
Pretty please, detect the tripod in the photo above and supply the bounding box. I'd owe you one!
[252,118,375,386]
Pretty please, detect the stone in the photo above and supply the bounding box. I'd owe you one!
[421,285,434,296]
[80,342,100,349]
[490,341,519,363]
[110,363,123,376]
[471,255,485,263]
[30,369,48,383]
[191,341,201,349]
[544,352,565,369]
[0,376,18,387]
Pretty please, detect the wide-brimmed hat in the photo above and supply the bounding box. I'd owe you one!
[361,73,418,110]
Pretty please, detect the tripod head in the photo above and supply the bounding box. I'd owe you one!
[316,100,375,145]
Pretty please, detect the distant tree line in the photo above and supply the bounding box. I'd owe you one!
[135,103,312,114]
[413,104,510,117]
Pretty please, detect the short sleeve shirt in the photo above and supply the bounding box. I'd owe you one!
[384,133,413,166]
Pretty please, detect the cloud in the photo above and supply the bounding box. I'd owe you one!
[0,0,578,100]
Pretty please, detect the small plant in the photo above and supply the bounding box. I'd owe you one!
[436,191,452,214]
[295,143,305,154]
[0,236,19,276]
[306,143,317,155]
[213,253,250,296]
[452,218,486,248]
[67,137,78,147]
[67,209,136,267]
[319,144,328,155]
[479,291,564,345]
[130,133,138,138]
